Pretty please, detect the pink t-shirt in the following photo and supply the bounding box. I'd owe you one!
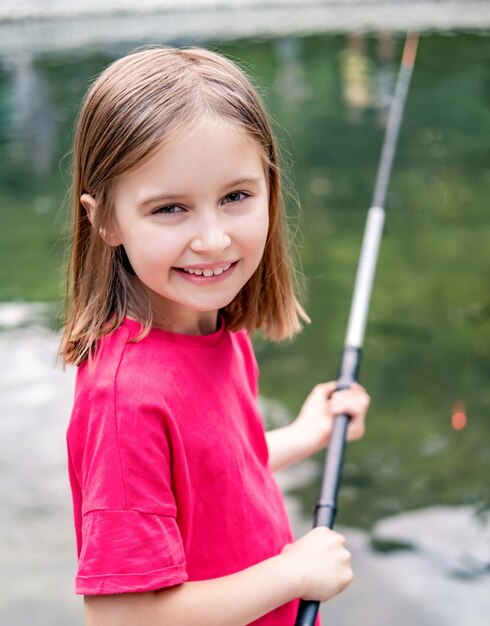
[67,318,302,624]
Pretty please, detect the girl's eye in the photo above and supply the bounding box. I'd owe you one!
[223,191,249,204]
[152,204,184,215]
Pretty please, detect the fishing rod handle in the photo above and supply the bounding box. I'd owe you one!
[294,354,358,626]
[293,412,351,626]
[295,600,320,626]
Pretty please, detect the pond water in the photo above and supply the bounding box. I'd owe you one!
[0,21,489,626]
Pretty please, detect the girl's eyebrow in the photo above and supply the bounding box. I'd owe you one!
[224,176,263,188]
[138,193,187,208]
[138,177,263,208]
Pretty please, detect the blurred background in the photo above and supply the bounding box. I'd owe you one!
[0,1,489,624]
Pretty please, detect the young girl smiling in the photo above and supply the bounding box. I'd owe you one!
[61,46,369,626]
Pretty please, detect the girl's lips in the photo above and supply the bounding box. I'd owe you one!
[174,261,238,284]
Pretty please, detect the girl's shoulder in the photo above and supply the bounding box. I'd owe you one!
[75,319,161,387]
[73,319,174,424]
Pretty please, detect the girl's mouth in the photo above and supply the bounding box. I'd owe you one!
[174,261,238,282]
[182,262,232,277]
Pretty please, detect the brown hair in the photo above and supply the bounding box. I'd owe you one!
[60,46,308,366]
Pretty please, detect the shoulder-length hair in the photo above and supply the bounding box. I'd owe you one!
[60,46,308,366]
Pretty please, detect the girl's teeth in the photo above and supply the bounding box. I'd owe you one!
[184,263,232,276]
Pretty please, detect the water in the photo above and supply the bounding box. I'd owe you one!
[1,14,489,626]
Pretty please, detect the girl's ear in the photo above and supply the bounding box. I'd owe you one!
[80,193,121,247]
[80,193,97,224]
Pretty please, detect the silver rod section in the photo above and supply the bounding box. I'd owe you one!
[345,33,418,349]
[345,206,385,348]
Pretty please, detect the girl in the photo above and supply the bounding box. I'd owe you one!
[60,47,370,626]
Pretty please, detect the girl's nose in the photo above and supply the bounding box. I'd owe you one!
[190,217,231,255]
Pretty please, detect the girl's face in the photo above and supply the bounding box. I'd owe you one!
[108,120,269,334]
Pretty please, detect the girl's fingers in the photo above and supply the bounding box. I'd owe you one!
[328,386,369,441]
[329,389,370,415]
[299,381,369,445]
[316,381,339,399]
[331,382,368,397]
[315,381,368,399]
[346,417,366,441]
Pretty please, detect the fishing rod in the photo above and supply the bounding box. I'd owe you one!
[294,32,419,626]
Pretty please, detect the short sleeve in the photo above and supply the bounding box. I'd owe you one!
[68,350,190,595]
[76,509,187,594]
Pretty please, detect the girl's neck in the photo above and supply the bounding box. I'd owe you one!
[161,315,219,336]
[127,309,220,336]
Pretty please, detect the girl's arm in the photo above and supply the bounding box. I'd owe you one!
[265,382,370,472]
[84,526,352,626]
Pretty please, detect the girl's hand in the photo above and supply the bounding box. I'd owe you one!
[280,527,353,601]
[292,382,370,455]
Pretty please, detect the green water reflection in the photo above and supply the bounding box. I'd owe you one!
[1,33,488,528]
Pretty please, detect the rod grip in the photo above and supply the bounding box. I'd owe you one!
[292,415,350,626]
[293,366,356,626]
[294,599,320,626]
[293,349,359,626]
